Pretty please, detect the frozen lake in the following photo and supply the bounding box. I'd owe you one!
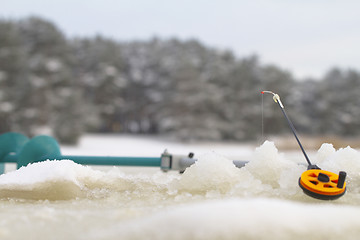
[0,134,360,240]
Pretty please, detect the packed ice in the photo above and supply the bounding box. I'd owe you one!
[1,140,360,239]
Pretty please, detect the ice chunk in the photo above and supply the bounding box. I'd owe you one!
[315,143,336,165]
[174,152,242,194]
[245,141,298,188]
[0,160,105,200]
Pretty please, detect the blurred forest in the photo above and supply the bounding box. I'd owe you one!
[1,17,360,144]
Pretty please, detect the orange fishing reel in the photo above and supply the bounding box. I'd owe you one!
[262,91,347,200]
[299,168,346,200]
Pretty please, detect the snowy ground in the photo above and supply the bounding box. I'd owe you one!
[1,134,360,240]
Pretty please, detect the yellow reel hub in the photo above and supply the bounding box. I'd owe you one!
[299,169,346,200]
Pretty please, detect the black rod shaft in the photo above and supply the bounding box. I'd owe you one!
[276,103,312,166]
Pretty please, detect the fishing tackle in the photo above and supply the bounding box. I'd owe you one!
[261,91,347,200]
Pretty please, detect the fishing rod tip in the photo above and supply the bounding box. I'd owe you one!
[261,90,275,95]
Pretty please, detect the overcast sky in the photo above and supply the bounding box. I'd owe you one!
[1,0,360,79]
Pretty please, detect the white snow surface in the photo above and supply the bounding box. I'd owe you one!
[0,134,360,239]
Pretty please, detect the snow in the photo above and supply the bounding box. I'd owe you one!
[1,135,358,201]
[174,153,241,194]
[0,135,358,202]
[0,160,96,186]
[1,134,360,239]
[88,198,360,240]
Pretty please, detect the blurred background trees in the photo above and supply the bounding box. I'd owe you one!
[1,16,360,144]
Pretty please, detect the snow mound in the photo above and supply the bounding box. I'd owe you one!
[174,152,242,194]
[0,160,105,200]
[245,141,300,188]
[0,160,172,201]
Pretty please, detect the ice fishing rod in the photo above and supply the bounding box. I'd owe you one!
[262,91,347,200]
[261,91,314,167]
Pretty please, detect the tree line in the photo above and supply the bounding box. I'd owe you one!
[1,17,360,144]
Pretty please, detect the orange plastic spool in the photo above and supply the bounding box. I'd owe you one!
[299,169,346,200]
